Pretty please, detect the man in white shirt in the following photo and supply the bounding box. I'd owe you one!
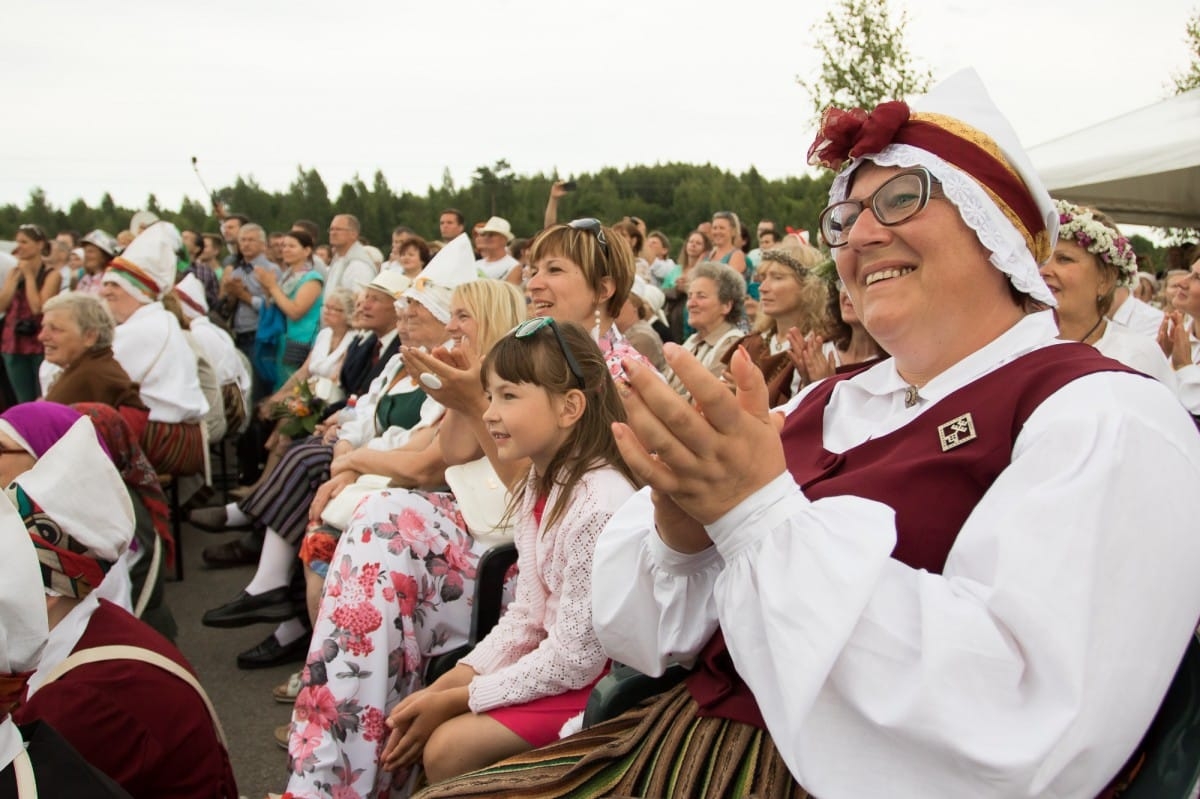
[474,216,519,280]
[324,214,377,296]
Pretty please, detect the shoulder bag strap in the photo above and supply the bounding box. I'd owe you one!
[38,645,228,748]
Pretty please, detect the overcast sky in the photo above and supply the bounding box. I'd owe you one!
[3,0,1195,216]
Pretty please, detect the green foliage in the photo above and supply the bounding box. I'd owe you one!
[1172,8,1200,94]
[797,0,932,122]
[1130,234,1168,273]
[0,162,836,253]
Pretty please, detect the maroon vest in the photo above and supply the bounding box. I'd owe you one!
[685,343,1139,728]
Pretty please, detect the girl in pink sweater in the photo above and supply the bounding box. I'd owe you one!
[380,317,638,785]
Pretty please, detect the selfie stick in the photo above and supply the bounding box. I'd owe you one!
[191,156,216,202]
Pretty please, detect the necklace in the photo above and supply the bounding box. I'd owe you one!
[1078,316,1105,344]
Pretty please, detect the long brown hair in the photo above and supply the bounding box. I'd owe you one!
[481,320,638,531]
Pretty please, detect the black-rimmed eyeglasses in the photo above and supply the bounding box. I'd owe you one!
[819,168,942,248]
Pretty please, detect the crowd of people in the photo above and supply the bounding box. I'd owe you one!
[1,67,1199,799]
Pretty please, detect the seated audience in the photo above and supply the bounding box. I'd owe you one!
[0,495,131,797]
[5,403,237,797]
[416,70,1200,799]
[194,238,475,671]
[281,278,526,797]
[173,274,253,438]
[99,222,209,476]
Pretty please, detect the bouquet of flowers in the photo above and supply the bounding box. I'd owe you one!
[270,381,327,437]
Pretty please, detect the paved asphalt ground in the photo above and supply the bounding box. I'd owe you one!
[166,518,299,799]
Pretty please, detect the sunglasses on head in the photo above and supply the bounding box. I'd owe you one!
[512,316,586,390]
[17,224,47,241]
[567,218,608,257]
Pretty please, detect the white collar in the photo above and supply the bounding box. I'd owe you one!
[841,311,1059,408]
[26,592,100,697]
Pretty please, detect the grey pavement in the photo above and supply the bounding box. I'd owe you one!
[166,520,299,799]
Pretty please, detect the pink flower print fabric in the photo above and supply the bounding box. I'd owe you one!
[284,488,511,799]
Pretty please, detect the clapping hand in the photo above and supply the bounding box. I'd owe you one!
[1158,311,1193,369]
[785,328,836,386]
[613,344,786,530]
[402,339,487,416]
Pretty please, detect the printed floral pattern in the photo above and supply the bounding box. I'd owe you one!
[284,489,509,799]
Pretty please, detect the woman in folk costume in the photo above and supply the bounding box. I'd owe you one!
[0,495,131,798]
[418,70,1200,799]
[99,221,209,476]
[172,273,254,438]
[72,402,179,642]
[3,403,237,798]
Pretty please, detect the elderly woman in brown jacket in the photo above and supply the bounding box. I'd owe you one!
[38,293,147,429]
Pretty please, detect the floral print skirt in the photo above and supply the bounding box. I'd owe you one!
[284,488,507,799]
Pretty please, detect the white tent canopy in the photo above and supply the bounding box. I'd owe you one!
[1028,88,1200,229]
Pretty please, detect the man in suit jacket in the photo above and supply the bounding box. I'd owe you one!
[336,271,406,405]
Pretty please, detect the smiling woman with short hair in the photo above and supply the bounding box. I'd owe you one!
[38,293,145,414]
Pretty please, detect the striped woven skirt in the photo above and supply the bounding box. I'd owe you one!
[240,435,332,543]
[414,682,808,799]
[141,420,205,476]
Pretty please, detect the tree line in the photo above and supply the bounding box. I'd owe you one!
[0,161,835,254]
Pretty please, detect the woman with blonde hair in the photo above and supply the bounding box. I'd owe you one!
[281,278,527,799]
[723,240,829,406]
[706,211,748,275]
[1040,200,1173,386]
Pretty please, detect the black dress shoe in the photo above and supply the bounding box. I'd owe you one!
[189,505,253,533]
[236,633,310,670]
[201,538,261,569]
[202,587,300,628]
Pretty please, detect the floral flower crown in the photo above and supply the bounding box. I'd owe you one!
[1053,200,1137,286]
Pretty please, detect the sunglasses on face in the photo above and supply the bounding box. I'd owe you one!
[512,316,586,390]
[819,168,942,248]
[567,218,609,257]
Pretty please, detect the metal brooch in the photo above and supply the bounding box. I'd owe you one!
[937,413,977,452]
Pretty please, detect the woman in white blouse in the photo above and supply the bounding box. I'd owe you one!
[1039,200,1174,386]
[416,72,1200,799]
[236,288,357,496]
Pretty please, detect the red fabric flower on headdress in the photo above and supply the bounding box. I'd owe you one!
[807,101,911,169]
